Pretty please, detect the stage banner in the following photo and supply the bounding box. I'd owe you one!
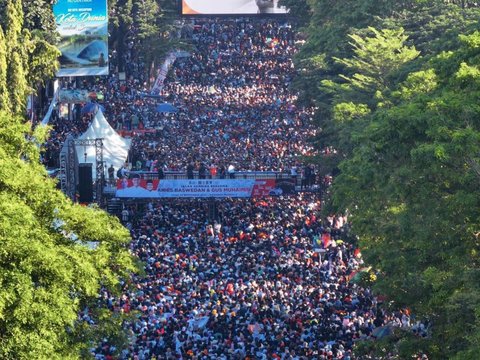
[182,0,288,15]
[115,179,279,198]
[53,0,109,77]
[158,179,255,198]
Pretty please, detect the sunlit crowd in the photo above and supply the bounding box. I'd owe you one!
[38,16,425,360]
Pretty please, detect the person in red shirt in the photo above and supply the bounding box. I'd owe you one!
[209,164,217,178]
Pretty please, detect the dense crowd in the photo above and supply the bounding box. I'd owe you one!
[93,195,375,360]
[90,17,401,360]
[41,19,319,176]
[127,20,318,174]
[35,15,427,360]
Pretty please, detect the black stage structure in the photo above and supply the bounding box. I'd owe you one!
[59,137,105,205]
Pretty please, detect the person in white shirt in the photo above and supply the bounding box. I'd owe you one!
[227,164,236,179]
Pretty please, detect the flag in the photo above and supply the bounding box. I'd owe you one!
[347,266,372,283]
[322,232,331,248]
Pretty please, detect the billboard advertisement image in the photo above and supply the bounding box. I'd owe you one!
[182,0,288,15]
[53,0,109,77]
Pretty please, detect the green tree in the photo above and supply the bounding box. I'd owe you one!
[0,110,137,358]
[0,26,9,112]
[22,0,61,89]
[0,0,59,114]
[295,0,480,358]
[109,0,134,72]
[22,0,58,41]
[279,0,311,25]
[315,26,419,167]
[331,30,480,359]
[298,1,480,180]
[2,0,29,112]
[0,1,138,357]
[332,28,420,102]
[291,0,407,162]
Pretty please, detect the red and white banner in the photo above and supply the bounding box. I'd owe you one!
[158,179,254,198]
[151,52,177,95]
[116,179,278,198]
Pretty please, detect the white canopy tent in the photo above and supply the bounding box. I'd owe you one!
[76,109,131,178]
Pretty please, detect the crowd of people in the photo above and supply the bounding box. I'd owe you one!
[35,15,427,360]
[91,17,412,360]
[127,20,318,174]
[41,19,320,177]
[93,196,375,360]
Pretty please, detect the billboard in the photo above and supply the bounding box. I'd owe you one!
[182,0,288,15]
[58,89,104,103]
[53,0,109,77]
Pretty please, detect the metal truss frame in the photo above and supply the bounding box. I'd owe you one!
[59,148,68,197]
[59,138,104,205]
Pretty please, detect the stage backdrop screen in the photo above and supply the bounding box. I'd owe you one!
[182,0,288,15]
[53,0,109,77]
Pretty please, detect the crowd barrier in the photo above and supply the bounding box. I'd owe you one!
[126,170,295,181]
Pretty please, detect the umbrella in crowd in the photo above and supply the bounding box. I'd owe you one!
[156,103,178,113]
[372,325,394,339]
[81,102,105,114]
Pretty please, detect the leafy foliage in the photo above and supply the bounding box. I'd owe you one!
[315,26,420,160]
[0,27,9,112]
[1,0,30,112]
[333,24,480,360]
[0,1,138,357]
[297,0,480,358]
[279,0,311,25]
[0,0,59,112]
[0,111,137,358]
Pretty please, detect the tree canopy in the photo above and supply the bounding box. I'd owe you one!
[0,1,137,357]
[291,0,480,358]
[0,109,137,358]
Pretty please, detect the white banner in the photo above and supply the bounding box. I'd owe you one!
[151,52,178,95]
[158,179,255,198]
[41,88,59,126]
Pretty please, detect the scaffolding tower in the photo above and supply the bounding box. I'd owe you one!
[59,138,104,205]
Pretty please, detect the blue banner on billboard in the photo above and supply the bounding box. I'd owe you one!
[53,0,109,77]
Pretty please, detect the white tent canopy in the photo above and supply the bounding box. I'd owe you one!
[76,109,131,178]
